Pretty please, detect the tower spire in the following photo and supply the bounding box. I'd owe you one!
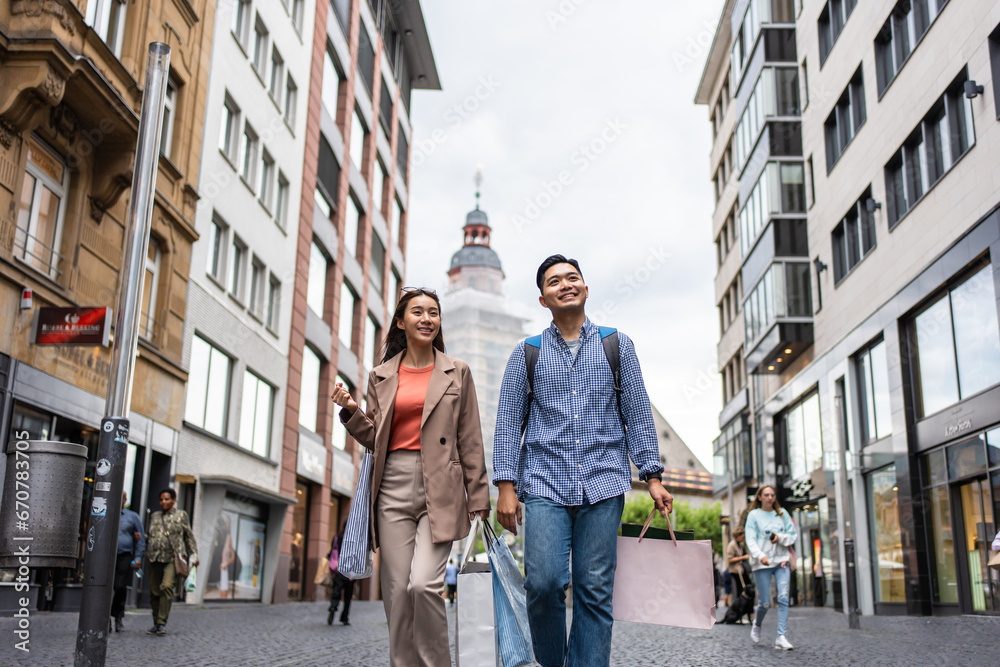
[474,164,483,210]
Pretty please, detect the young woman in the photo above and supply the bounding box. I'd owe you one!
[744,485,797,650]
[331,288,491,667]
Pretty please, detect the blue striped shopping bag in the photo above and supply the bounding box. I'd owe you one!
[337,451,374,580]
[483,522,533,667]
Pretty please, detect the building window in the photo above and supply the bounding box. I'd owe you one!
[990,23,1000,120]
[911,263,1000,418]
[331,375,353,450]
[875,0,950,96]
[232,0,251,47]
[229,236,247,299]
[259,150,275,209]
[370,234,385,295]
[372,159,385,215]
[743,262,811,345]
[292,0,305,33]
[252,16,269,78]
[239,123,259,185]
[358,29,375,94]
[350,108,367,170]
[266,274,281,331]
[140,238,160,340]
[275,172,290,229]
[824,67,865,171]
[818,0,857,65]
[343,194,360,257]
[339,282,356,348]
[220,94,240,161]
[284,76,298,128]
[207,215,227,281]
[781,391,822,480]
[249,256,266,317]
[15,138,67,279]
[396,121,408,184]
[868,464,905,602]
[299,346,322,433]
[160,79,176,159]
[331,0,350,37]
[831,187,875,283]
[885,69,975,227]
[364,315,380,370]
[307,241,328,317]
[239,371,273,457]
[314,187,332,221]
[86,0,128,57]
[322,49,342,119]
[856,339,892,444]
[733,66,800,174]
[269,48,285,103]
[390,269,401,305]
[393,196,404,249]
[739,161,805,257]
[185,335,233,437]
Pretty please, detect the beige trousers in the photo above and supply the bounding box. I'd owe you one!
[377,450,451,667]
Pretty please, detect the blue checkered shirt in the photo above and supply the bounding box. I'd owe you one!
[493,319,664,505]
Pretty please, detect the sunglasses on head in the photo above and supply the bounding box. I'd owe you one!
[401,286,437,295]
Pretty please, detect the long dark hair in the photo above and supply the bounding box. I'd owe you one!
[747,484,784,516]
[380,289,446,364]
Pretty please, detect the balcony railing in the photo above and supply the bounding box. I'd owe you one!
[12,226,64,281]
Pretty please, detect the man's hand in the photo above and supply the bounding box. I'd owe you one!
[496,482,522,536]
[131,558,141,570]
[648,478,673,517]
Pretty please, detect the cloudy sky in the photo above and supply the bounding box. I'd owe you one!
[403,0,727,469]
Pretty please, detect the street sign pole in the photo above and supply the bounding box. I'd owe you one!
[75,42,170,667]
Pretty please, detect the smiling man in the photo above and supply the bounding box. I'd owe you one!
[493,254,672,667]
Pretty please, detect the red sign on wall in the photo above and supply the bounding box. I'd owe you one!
[33,307,112,346]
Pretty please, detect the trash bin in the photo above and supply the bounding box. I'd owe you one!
[0,440,87,568]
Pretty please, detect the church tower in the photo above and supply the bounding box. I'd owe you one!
[441,169,529,485]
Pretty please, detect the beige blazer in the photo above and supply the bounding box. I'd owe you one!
[341,351,491,548]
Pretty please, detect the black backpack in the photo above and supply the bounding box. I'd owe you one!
[521,326,624,435]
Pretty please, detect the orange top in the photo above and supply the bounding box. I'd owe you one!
[388,365,434,452]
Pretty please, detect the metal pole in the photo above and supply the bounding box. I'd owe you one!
[75,42,170,667]
[833,391,861,629]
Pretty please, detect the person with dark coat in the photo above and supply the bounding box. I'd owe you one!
[327,531,354,626]
[111,492,145,632]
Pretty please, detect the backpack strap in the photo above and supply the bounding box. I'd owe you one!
[522,335,542,435]
[597,327,625,429]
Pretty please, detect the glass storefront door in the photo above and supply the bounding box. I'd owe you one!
[288,482,309,600]
[957,478,995,612]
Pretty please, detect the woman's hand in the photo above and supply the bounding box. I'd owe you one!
[469,508,490,522]
[331,383,358,415]
[770,533,779,544]
[760,556,770,566]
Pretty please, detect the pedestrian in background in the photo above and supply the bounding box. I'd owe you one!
[111,492,145,633]
[327,529,354,626]
[727,527,750,604]
[745,485,797,651]
[146,488,198,636]
[332,287,491,667]
[493,255,672,667]
[445,558,458,606]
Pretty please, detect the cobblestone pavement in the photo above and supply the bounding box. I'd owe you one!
[1,600,996,666]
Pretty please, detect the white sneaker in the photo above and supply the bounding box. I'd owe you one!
[774,635,794,650]
[750,624,760,644]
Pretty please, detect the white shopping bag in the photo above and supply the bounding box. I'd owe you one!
[455,518,499,667]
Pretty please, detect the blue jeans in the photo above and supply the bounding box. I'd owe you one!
[523,494,624,667]
[753,564,790,638]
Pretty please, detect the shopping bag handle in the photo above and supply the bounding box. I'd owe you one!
[637,509,677,546]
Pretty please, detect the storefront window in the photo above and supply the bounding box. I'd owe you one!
[857,340,892,444]
[948,435,988,480]
[926,485,958,603]
[288,482,309,599]
[868,464,905,602]
[205,499,268,601]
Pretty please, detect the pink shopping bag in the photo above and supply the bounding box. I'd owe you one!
[612,510,717,630]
